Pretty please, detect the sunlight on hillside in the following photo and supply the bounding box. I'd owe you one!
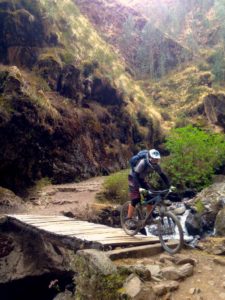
[40,0,162,127]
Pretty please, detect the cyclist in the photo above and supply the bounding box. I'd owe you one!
[126,149,170,229]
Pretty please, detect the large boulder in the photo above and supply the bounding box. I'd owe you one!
[204,93,225,130]
[72,249,123,300]
[0,228,74,284]
[215,207,225,236]
[187,181,225,234]
[0,186,23,213]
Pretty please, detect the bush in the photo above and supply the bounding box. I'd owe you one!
[163,125,225,190]
[98,170,129,204]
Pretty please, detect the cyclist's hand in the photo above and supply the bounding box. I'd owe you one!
[139,188,148,196]
[170,185,176,192]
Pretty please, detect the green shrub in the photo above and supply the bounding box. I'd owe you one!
[163,125,225,190]
[99,169,129,204]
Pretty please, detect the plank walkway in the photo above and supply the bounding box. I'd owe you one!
[6,214,160,250]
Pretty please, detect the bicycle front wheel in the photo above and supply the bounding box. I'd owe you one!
[158,211,184,254]
[120,201,141,236]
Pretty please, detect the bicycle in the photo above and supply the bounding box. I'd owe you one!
[120,187,184,254]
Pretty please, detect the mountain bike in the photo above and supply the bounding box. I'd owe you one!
[120,187,184,254]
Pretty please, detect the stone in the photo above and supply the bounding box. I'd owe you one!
[152,280,179,296]
[178,263,194,278]
[123,274,143,298]
[161,266,181,281]
[75,249,117,275]
[174,255,197,266]
[213,257,225,266]
[145,264,162,278]
[215,207,225,236]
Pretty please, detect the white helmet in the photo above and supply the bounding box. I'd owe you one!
[149,149,161,159]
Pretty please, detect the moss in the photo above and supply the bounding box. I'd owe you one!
[73,254,129,300]
[195,199,205,213]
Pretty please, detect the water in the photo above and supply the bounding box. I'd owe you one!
[145,208,195,243]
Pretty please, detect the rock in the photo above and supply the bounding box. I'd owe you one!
[36,56,62,90]
[215,207,225,236]
[174,255,197,266]
[213,257,225,266]
[53,290,74,300]
[123,275,156,300]
[185,211,203,236]
[0,230,74,284]
[0,6,57,67]
[204,92,225,129]
[58,64,82,101]
[161,263,193,281]
[73,249,129,300]
[123,274,143,298]
[178,263,194,278]
[152,280,179,296]
[127,264,151,281]
[145,264,162,278]
[159,254,175,264]
[0,186,23,212]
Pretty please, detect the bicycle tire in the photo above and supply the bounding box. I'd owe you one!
[157,211,184,254]
[120,201,141,236]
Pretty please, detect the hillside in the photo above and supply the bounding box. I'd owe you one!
[74,0,192,78]
[0,0,163,192]
[72,0,225,132]
[1,0,225,193]
[116,0,225,131]
[124,0,218,49]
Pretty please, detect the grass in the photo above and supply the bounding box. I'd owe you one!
[37,0,162,134]
[97,169,129,205]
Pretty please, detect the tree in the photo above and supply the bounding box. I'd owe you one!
[163,125,225,190]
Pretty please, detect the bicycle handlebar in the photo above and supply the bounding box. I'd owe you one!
[139,186,176,196]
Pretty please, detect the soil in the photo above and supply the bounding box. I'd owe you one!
[5,176,225,300]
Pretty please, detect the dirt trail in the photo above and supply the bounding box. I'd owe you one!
[23,176,105,217]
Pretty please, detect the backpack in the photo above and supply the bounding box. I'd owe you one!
[129,149,149,169]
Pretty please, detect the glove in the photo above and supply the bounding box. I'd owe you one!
[170,185,176,192]
[139,188,148,196]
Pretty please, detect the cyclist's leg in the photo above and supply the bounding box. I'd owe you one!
[146,204,153,214]
[128,198,140,218]
[128,174,140,219]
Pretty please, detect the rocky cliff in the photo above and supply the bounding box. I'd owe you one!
[0,0,162,192]
[74,0,192,78]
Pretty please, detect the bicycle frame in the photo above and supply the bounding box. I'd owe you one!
[138,189,170,227]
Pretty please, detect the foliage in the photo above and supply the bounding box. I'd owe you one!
[163,125,225,190]
[99,170,129,204]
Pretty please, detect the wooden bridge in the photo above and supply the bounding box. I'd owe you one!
[5,214,160,251]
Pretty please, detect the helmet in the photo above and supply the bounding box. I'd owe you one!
[149,149,161,160]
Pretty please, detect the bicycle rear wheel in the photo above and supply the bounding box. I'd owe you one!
[120,201,141,236]
[158,211,184,254]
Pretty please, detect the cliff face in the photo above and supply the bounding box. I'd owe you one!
[0,0,162,192]
[127,0,219,48]
[74,0,192,78]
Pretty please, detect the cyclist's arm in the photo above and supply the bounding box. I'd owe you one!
[159,172,170,187]
[133,160,150,189]
[155,165,170,187]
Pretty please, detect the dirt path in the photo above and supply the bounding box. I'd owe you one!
[172,250,225,300]
[23,176,105,217]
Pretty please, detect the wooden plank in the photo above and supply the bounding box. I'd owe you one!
[6,214,160,248]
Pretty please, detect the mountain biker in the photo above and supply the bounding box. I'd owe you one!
[127,149,170,228]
